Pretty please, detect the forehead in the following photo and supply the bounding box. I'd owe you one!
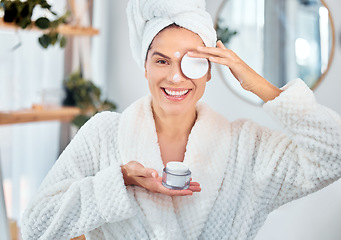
[150,27,205,54]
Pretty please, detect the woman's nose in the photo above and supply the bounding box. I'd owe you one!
[168,65,185,83]
[172,73,181,82]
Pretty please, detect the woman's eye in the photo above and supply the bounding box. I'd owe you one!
[156,59,168,65]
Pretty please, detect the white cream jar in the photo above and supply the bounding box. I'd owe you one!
[162,161,191,190]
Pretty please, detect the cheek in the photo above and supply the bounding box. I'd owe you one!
[146,66,167,82]
[148,71,164,83]
[194,79,207,94]
[146,70,166,92]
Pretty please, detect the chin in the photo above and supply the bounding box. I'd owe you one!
[161,102,194,116]
[151,93,197,116]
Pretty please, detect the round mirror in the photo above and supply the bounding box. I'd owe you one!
[215,0,335,105]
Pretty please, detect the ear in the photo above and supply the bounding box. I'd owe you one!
[206,63,212,82]
[144,58,149,79]
[206,70,212,82]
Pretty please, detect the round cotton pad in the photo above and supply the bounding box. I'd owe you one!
[181,54,209,79]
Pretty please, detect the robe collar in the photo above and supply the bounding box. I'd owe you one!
[117,95,231,239]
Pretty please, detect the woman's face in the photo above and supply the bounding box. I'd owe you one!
[145,27,211,117]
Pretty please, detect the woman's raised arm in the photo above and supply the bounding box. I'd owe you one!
[188,40,283,102]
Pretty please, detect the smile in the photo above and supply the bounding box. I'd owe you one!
[164,88,189,97]
[161,88,192,102]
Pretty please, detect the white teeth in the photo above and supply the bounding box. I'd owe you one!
[164,89,189,97]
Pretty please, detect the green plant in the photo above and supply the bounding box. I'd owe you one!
[63,71,117,128]
[0,0,69,48]
[216,18,238,45]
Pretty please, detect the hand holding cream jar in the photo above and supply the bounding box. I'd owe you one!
[162,161,191,190]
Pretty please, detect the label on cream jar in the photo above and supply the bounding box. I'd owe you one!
[162,161,191,190]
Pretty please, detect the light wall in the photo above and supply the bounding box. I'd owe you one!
[101,0,341,239]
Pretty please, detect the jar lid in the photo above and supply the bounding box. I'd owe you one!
[166,161,189,175]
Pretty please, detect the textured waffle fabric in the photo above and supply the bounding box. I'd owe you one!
[21,79,341,240]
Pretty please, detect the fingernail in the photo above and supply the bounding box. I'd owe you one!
[197,46,204,50]
[187,51,194,55]
[152,172,157,178]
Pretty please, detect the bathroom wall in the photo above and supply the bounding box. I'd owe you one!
[101,0,341,239]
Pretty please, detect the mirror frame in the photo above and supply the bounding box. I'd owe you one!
[215,0,336,105]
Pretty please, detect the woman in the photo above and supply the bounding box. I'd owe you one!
[21,0,341,239]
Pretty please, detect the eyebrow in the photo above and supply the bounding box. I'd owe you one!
[151,51,171,59]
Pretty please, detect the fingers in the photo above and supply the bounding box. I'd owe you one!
[207,56,232,67]
[188,186,201,192]
[187,51,214,59]
[159,187,194,196]
[216,40,228,50]
[187,40,228,59]
[125,161,144,176]
[126,161,202,196]
[144,168,158,179]
[196,45,230,57]
[188,181,201,192]
[137,176,201,196]
[186,41,238,69]
[127,161,158,178]
[187,51,232,67]
[157,181,201,196]
[189,181,200,186]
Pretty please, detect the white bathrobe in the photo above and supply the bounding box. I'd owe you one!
[21,79,341,240]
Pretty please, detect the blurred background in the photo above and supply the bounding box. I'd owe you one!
[0,0,340,239]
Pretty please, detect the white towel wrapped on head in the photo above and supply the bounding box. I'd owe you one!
[126,0,217,70]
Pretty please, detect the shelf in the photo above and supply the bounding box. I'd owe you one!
[56,24,99,36]
[0,107,81,125]
[0,18,99,36]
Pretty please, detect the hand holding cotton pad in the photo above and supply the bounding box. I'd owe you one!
[181,53,209,79]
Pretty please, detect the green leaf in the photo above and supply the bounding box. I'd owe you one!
[49,20,59,28]
[35,17,50,29]
[50,33,58,45]
[59,36,67,48]
[72,114,90,129]
[20,3,31,18]
[3,3,18,23]
[38,34,50,48]
[18,17,31,29]
[39,0,51,9]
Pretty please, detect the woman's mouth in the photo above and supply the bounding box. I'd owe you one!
[161,88,190,100]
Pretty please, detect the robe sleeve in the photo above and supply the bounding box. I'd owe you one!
[253,79,341,210]
[21,112,135,240]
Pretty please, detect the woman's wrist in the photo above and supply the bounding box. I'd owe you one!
[251,77,283,103]
[121,164,135,186]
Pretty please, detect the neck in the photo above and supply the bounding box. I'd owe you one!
[152,105,197,139]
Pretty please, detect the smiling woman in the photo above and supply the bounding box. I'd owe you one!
[144,25,211,118]
[20,0,341,240]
